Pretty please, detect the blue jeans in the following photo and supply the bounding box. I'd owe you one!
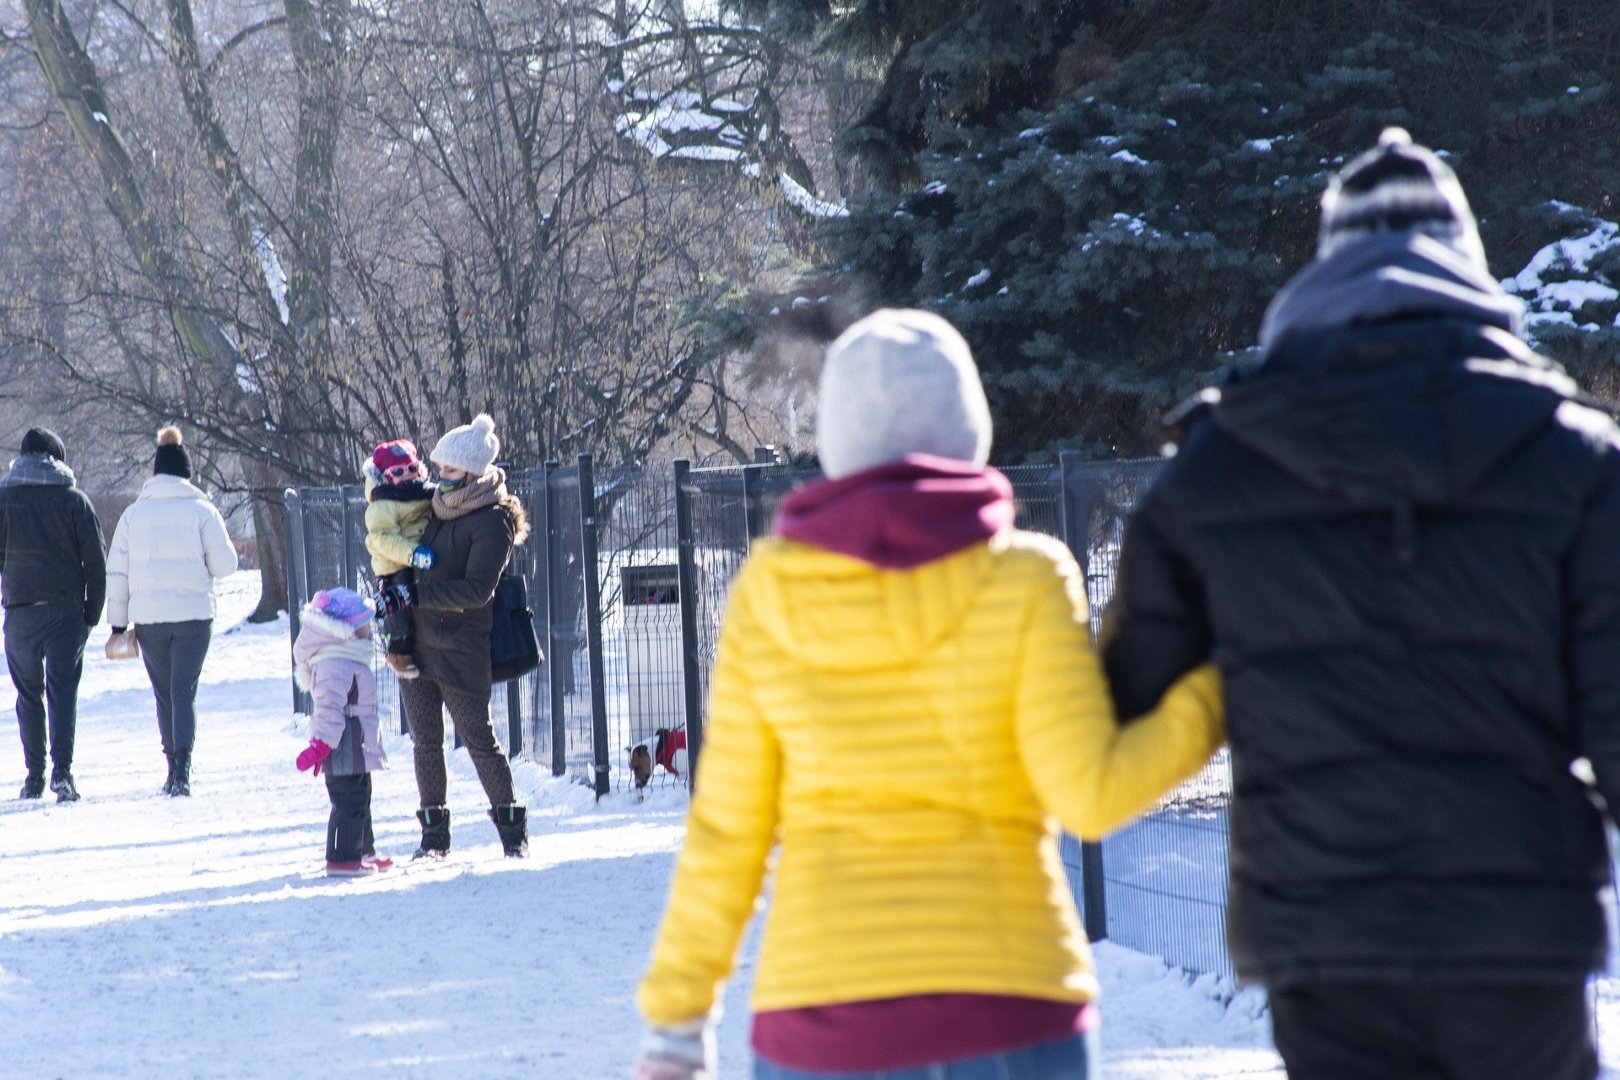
[752,1031,1097,1080]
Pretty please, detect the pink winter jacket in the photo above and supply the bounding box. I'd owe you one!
[292,613,385,775]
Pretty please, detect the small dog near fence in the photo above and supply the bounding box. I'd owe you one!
[627,727,688,788]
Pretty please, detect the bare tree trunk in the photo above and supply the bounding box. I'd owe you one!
[25,0,242,373]
[246,458,290,623]
[249,495,290,623]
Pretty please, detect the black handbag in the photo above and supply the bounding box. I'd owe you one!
[489,569,542,684]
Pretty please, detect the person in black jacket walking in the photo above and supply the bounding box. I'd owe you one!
[1100,129,1614,1080]
[0,428,107,802]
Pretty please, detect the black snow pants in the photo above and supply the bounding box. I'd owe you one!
[324,772,375,862]
[1267,979,1597,1080]
[6,601,88,778]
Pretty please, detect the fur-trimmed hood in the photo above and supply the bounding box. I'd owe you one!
[292,608,376,691]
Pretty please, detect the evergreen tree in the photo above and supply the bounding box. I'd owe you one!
[729,0,1620,457]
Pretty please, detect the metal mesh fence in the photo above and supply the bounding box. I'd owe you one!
[542,466,595,779]
[596,466,682,793]
[682,466,762,759]
[491,470,543,770]
[286,453,1236,977]
[1057,458,1235,978]
[1002,463,1064,535]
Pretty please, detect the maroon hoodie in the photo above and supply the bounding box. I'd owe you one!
[773,454,1016,568]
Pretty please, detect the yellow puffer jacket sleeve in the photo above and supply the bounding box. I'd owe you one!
[1016,544,1223,840]
[637,563,780,1027]
[363,490,432,576]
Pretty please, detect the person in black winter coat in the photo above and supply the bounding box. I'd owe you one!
[0,428,107,802]
[1100,129,1615,1080]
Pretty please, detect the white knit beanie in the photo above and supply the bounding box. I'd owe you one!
[815,309,992,479]
[430,413,500,476]
[1318,127,1488,272]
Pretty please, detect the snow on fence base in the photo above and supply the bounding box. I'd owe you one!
[285,452,1238,977]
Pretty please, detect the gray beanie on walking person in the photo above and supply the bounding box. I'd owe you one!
[430,413,500,476]
[814,309,993,480]
[1317,127,1488,273]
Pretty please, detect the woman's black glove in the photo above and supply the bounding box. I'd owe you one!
[375,582,416,617]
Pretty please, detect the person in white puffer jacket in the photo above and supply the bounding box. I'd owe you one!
[105,425,238,797]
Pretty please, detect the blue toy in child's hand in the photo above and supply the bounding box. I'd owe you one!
[410,545,435,571]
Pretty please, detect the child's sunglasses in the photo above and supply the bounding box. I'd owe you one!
[382,461,422,483]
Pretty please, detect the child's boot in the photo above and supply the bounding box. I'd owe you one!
[326,860,377,878]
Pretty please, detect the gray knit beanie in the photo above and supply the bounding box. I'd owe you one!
[430,413,500,476]
[1318,127,1488,272]
[814,309,992,480]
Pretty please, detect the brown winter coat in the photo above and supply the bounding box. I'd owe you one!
[413,471,529,696]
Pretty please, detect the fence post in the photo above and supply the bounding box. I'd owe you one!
[578,453,611,797]
[1059,450,1109,942]
[673,460,705,787]
[283,488,310,715]
[742,462,767,541]
[338,486,356,591]
[543,461,567,776]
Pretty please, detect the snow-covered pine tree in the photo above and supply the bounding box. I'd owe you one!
[729,0,1620,456]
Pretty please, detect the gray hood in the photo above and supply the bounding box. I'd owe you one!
[1259,232,1524,354]
[2,452,76,488]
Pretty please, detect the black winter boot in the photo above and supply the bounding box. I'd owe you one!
[170,752,191,797]
[49,769,80,803]
[414,806,450,859]
[161,753,176,796]
[490,804,528,857]
[19,772,44,799]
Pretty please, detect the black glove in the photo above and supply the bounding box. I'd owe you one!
[375,582,416,618]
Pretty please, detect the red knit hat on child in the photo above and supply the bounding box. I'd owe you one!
[371,439,425,485]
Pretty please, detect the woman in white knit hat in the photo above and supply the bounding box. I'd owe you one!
[632,309,1224,1080]
[373,413,531,858]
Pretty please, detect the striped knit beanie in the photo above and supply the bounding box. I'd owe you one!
[1317,127,1488,273]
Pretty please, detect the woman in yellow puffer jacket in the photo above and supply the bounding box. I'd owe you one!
[633,310,1224,1080]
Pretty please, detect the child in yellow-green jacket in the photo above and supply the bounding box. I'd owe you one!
[363,440,434,679]
[633,309,1224,1080]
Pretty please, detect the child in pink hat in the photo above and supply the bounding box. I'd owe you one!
[293,587,391,877]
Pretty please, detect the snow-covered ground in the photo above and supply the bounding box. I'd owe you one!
[0,572,1613,1077]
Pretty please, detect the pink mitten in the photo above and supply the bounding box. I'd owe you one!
[296,739,332,776]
